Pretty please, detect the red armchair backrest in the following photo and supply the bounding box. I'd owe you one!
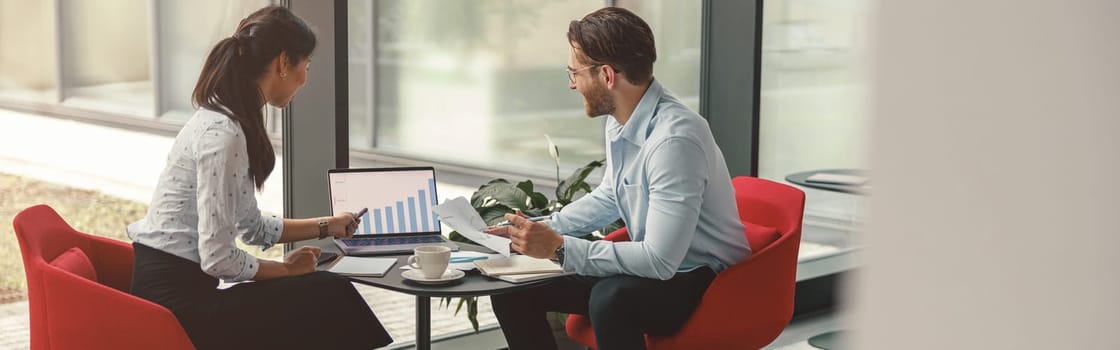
[566,176,806,349]
[731,176,806,255]
[13,204,194,350]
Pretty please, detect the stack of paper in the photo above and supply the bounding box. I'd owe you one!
[806,173,868,186]
[491,271,568,283]
[474,255,566,283]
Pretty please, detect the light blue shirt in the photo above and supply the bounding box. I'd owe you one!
[550,80,750,280]
[127,109,284,282]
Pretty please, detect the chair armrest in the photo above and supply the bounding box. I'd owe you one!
[602,227,631,242]
[651,229,802,349]
[42,266,194,350]
[83,234,134,292]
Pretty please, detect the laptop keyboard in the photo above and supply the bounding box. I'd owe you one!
[346,235,445,246]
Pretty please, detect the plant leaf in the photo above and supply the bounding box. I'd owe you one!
[448,231,476,245]
[556,159,605,202]
[470,179,511,207]
[516,179,535,194]
[599,218,627,236]
[527,191,549,209]
[468,298,479,332]
[477,205,515,226]
[515,180,550,209]
[521,208,548,218]
[472,181,529,210]
[455,297,467,315]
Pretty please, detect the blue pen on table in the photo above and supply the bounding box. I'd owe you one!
[493,216,550,227]
[449,256,490,264]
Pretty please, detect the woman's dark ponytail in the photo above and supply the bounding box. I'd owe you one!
[192,6,315,190]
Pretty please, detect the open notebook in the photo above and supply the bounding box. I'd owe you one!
[473,255,565,283]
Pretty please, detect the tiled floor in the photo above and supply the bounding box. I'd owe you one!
[0,301,30,350]
[0,289,844,350]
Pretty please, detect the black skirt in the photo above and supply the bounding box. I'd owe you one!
[129,243,392,349]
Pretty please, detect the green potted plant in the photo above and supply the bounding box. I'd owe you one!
[440,135,624,331]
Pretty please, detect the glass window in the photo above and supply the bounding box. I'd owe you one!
[619,0,702,111]
[347,1,704,342]
[759,0,869,259]
[0,0,57,101]
[350,0,702,177]
[157,0,273,121]
[59,0,154,117]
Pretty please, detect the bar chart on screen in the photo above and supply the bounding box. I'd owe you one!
[329,169,441,234]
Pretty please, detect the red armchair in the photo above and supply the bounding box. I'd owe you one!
[13,204,195,350]
[566,176,806,349]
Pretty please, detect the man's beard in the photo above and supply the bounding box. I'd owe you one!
[583,81,615,118]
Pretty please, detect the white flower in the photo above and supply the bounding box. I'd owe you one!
[545,134,560,161]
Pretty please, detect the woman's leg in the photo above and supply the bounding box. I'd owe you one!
[212,271,393,349]
[132,243,391,349]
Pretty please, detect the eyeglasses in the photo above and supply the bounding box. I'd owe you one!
[565,64,603,83]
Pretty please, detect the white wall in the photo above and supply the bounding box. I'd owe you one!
[853,0,1120,348]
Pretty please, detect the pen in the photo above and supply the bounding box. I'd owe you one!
[353,207,368,221]
[449,256,489,263]
[493,216,550,227]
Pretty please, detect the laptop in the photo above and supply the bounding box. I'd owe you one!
[328,167,458,255]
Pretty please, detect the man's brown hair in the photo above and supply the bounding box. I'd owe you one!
[567,7,656,85]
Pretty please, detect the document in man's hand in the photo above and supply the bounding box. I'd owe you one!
[328,256,397,277]
[431,197,513,256]
[473,255,563,276]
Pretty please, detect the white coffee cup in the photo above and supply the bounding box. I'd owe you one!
[407,245,451,279]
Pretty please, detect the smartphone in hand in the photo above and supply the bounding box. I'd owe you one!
[316,252,340,267]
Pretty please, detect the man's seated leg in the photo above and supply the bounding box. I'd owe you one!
[589,267,717,350]
[491,275,599,350]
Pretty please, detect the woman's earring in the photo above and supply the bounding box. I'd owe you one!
[280,72,287,80]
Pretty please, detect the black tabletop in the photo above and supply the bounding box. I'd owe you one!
[785,169,869,195]
[344,244,553,298]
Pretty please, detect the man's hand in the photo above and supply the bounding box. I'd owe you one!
[483,225,512,238]
[483,209,527,238]
[283,245,321,276]
[505,213,564,259]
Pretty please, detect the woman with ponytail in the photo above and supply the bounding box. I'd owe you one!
[126,6,392,349]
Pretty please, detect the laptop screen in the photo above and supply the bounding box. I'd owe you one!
[328,167,441,236]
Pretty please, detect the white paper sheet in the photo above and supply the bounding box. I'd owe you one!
[431,196,512,256]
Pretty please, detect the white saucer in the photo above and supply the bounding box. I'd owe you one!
[402,269,466,285]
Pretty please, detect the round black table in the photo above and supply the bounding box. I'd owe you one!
[345,244,552,350]
[786,169,865,349]
[785,169,869,194]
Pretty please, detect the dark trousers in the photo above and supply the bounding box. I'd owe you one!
[129,243,392,350]
[491,267,716,350]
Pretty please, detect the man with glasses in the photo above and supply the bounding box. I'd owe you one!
[485,7,750,350]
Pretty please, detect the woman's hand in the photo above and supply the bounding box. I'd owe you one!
[327,212,360,239]
[284,245,322,276]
